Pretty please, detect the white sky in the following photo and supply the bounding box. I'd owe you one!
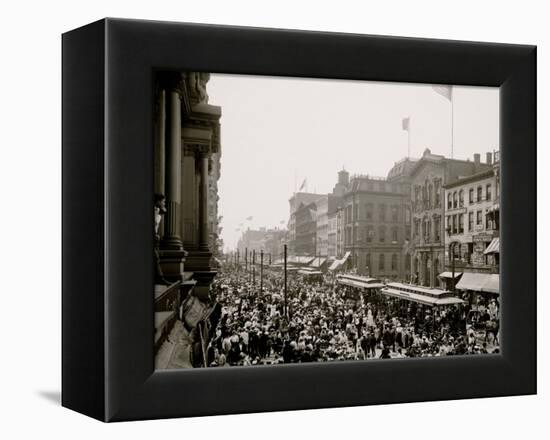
[207,74,499,252]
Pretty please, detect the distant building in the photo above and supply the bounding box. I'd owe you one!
[409,148,492,287]
[342,173,411,279]
[236,227,288,263]
[295,201,317,256]
[288,192,323,255]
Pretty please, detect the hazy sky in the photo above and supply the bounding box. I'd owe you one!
[207,74,499,251]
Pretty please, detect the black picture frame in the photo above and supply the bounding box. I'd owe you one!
[62,18,536,422]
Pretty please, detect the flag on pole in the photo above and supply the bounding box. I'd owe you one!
[299,178,307,191]
[432,85,453,101]
[402,117,410,131]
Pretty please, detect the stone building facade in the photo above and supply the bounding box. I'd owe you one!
[153,71,221,300]
[295,201,318,256]
[443,152,500,279]
[409,149,492,287]
[342,175,410,279]
[288,192,323,255]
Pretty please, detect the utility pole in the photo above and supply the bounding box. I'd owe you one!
[284,244,288,318]
[260,249,264,295]
[252,249,256,287]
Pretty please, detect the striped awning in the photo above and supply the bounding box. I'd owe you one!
[484,238,500,254]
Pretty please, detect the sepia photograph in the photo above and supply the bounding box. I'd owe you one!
[153,71,500,369]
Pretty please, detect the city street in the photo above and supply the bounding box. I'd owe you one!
[169,261,500,369]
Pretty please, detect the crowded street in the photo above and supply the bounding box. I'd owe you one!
[202,262,500,368]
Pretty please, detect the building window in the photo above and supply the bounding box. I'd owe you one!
[391,205,399,222]
[379,204,386,222]
[452,214,457,234]
[486,211,493,230]
[391,254,398,271]
[405,206,411,223]
[434,180,441,207]
[434,216,441,242]
[366,225,374,242]
[459,190,464,207]
[447,193,452,209]
[392,226,398,243]
[366,203,373,220]
[458,213,464,233]
[469,188,474,204]
[486,183,492,201]
[379,253,385,271]
[468,211,474,231]
[353,204,358,221]
[476,210,482,225]
[379,225,386,243]
[477,186,482,202]
[453,191,458,208]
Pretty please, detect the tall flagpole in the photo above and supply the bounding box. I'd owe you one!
[451,93,454,159]
[408,120,411,158]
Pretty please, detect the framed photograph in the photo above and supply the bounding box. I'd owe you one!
[62,18,536,422]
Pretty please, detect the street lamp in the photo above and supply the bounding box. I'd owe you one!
[260,249,264,295]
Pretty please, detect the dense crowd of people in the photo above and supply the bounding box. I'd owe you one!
[204,265,500,367]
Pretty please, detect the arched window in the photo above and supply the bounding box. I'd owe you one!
[453,191,458,208]
[391,254,398,271]
[391,226,398,243]
[459,189,464,207]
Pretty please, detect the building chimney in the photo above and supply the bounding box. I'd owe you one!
[486,152,492,165]
[473,153,480,166]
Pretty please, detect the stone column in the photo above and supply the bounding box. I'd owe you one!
[157,74,186,283]
[154,89,166,238]
[198,152,210,251]
[161,87,183,249]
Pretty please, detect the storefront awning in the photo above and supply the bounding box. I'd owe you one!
[328,252,351,271]
[438,271,463,279]
[484,238,500,254]
[456,272,491,292]
[309,257,327,268]
[481,274,500,294]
